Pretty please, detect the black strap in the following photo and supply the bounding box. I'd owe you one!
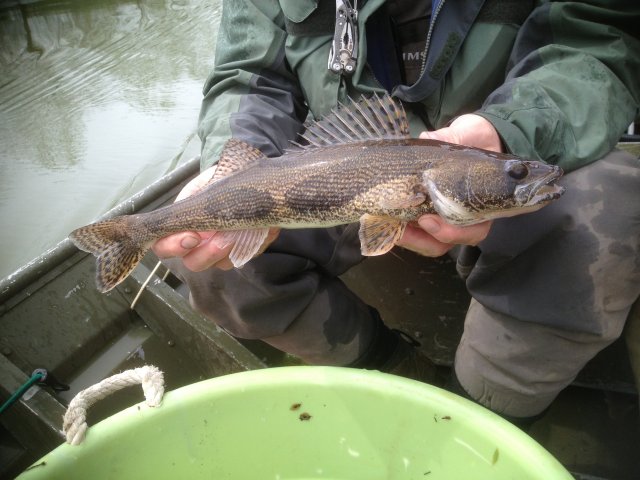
[284,0,534,37]
[478,0,535,25]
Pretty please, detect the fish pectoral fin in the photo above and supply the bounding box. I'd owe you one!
[218,228,270,268]
[211,138,266,182]
[378,191,427,210]
[358,214,406,256]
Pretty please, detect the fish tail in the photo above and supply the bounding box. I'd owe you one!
[69,216,148,293]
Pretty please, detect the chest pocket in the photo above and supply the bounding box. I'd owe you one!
[278,0,341,118]
[279,0,318,24]
[279,0,338,37]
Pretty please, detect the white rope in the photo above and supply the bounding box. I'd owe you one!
[63,365,164,445]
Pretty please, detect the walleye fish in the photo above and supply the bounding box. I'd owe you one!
[70,94,564,292]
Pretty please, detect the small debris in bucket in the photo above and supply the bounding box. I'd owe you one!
[290,403,302,411]
[433,414,452,422]
[492,448,499,465]
[299,412,312,421]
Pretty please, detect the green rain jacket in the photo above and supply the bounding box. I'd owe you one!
[198,0,640,172]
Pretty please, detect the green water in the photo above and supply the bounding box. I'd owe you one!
[0,0,221,279]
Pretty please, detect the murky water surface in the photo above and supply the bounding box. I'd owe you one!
[0,0,221,278]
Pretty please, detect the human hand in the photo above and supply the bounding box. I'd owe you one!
[151,165,280,271]
[396,114,501,257]
[420,113,503,153]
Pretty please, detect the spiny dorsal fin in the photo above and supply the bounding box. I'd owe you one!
[296,93,410,151]
[213,138,266,181]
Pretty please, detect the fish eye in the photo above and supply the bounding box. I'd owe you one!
[507,162,529,180]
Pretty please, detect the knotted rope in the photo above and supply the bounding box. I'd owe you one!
[63,365,164,445]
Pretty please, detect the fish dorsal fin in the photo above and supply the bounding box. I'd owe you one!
[212,138,266,181]
[358,214,407,256]
[295,93,410,150]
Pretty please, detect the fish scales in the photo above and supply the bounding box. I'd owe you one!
[69,94,565,292]
[141,140,437,231]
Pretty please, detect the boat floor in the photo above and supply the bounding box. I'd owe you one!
[2,250,638,480]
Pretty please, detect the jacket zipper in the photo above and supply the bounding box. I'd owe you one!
[419,0,446,78]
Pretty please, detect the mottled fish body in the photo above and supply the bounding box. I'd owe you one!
[70,94,565,292]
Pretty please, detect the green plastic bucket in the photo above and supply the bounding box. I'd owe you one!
[19,367,572,479]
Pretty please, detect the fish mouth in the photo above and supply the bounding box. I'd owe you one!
[515,166,565,206]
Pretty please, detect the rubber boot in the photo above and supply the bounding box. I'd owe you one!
[349,309,437,384]
[447,369,547,431]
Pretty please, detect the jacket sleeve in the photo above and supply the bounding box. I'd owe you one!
[477,1,640,171]
[197,0,308,169]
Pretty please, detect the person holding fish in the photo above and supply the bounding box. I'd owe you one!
[73,0,640,427]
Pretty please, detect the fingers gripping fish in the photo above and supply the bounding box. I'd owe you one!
[69,94,565,292]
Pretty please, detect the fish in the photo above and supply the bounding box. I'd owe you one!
[69,94,565,292]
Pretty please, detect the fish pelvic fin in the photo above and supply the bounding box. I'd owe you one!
[296,93,410,151]
[69,217,148,292]
[359,214,407,256]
